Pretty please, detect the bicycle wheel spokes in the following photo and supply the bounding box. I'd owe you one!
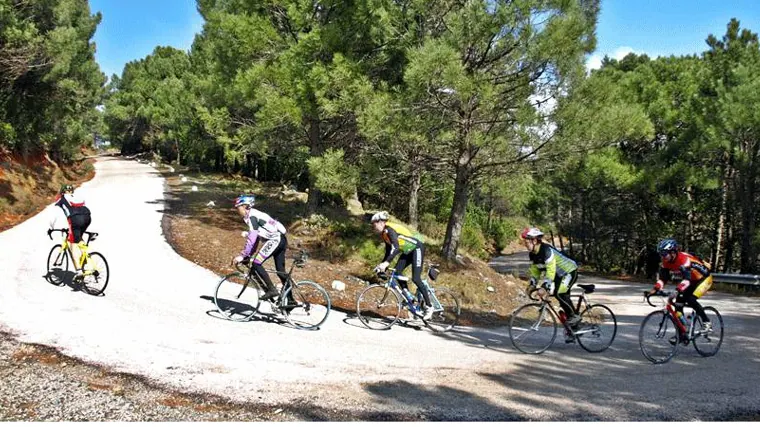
[46,244,69,286]
[509,303,558,354]
[356,285,401,330]
[639,311,680,364]
[692,307,724,357]
[282,281,331,330]
[214,273,260,321]
[424,288,460,333]
[576,304,617,353]
[81,252,109,296]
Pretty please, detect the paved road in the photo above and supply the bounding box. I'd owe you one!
[1,157,759,420]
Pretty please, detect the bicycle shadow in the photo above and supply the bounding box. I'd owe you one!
[199,295,300,330]
[42,271,105,297]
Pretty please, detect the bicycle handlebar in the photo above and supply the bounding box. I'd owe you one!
[47,228,98,242]
[644,290,669,307]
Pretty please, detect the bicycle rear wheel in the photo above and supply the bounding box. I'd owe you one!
[81,252,110,296]
[509,303,558,354]
[356,285,402,330]
[282,280,331,330]
[46,244,69,286]
[639,310,680,364]
[576,304,617,353]
[692,306,724,357]
[214,273,260,321]
[424,288,460,333]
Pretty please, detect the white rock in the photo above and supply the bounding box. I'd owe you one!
[181,177,188,182]
[191,185,198,192]
[331,280,346,291]
[168,166,175,173]
[241,231,249,238]
[206,201,215,207]
[487,286,495,292]
[149,162,156,167]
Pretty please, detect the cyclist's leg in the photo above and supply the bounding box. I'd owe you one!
[252,235,281,297]
[272,234,288,287]
[554,271,577,317]
[69,214,90,270]
[410,244,431,307]
[394,253,410,289]
[682,279,709,322]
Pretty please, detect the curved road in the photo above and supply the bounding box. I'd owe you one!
[1,157,759,420]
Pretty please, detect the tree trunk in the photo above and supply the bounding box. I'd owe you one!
[306,115,322,214]
[685,185,694,253]
[408,164,421,229]
[442,148,473,261]
[175,140,181,165]
[739,145,758,273]
[714,152,734,270]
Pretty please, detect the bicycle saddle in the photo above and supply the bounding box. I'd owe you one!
[578,284,595,293]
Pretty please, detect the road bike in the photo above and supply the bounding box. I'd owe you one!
[509,284,617,354]
[355,265,460,332]
[46,228,110,296]
[213,250,331,330]
[639,290,724,364]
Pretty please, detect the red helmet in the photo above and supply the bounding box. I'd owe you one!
[520,227,544,240]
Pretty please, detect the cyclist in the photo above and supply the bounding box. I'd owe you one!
[521,227,581,338]
[231,195,288,302]
[49,184,91,279]
[371,211,433,320]
[649,238,713,337]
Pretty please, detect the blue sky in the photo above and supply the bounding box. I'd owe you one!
[588,0,760,69]
[89,0,760,77]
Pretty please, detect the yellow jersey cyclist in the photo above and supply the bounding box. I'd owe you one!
[521,227,581,331]
[371,211,433,320]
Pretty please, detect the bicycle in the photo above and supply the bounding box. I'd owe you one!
[46,228,110,296]
[508,284,617,354]
[639,290,724,364]
[355,264,461,332]
[213,250,331,330]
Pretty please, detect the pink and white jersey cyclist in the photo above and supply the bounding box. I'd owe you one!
[232,195,288,301]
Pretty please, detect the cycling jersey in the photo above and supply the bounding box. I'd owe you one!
[658,252,710,284]
[241,208,286,258]
[381,222,423,263]
[54,193,90,218]
[528,243,578,282]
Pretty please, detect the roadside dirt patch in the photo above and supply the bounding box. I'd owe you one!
[0,149,96,232]
[156,166,526,328]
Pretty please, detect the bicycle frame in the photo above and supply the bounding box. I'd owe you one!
[382,271,443,313]
[236,250,307,307]
[530,288,593,335]
[646,291,698,338]
[50,228,97,275]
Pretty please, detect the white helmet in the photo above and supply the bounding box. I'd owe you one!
[521,227,544,240]
[371,211,390,223]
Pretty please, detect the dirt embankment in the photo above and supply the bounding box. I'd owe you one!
[0,149,95,232]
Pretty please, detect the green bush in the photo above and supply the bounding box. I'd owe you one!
[460,223,488,259]
[358,239,385,264]
[419,212,445,240]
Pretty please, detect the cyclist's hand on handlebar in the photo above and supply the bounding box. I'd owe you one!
[231,255,245,266]
[373,261,389,274]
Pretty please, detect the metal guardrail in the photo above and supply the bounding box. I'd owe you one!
[712,273,760,287]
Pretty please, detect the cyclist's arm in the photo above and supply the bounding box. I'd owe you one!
[528,264,541,281]
[654,267,670,290]
[241,229,259,257]
[381,228,402,263]
[543,246,557,282]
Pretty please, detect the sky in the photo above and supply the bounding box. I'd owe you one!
[88,0,760,78]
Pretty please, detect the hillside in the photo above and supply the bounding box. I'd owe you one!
[0,149,95,232]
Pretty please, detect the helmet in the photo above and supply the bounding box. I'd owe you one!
[234,194,256,208]
[657,238,679,256]
[60,184,74,194]
[371,211,389,223]
[520,227,544,240]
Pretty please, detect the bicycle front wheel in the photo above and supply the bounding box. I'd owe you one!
[282,281,331,330]
[424,288,460,333]
[576,304,617,353]
[639,310,680,364]
[509,303,558,354]
[692,306,724,357]
[81,252,110,296]
[356,285,402,330]
[46,244,69,286]
[214,273,260,321]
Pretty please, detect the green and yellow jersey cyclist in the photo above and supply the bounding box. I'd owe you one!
[371,211,433,320]
[521,227,581,332]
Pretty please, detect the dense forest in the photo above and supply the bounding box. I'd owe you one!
[3,0,760,273]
